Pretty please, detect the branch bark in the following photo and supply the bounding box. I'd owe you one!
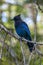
[0,24,43,56]
[0,24,43,45]
[36,1,43,13]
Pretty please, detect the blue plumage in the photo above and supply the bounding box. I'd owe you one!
[13,15,34,52]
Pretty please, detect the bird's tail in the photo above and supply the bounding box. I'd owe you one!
[27,42,35,52]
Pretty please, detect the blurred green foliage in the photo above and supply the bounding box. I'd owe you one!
[0,0,43,65]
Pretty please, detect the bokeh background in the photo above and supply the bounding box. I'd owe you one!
[0,0,43,65]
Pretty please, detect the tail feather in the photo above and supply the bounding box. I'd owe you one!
[27,42,34,52]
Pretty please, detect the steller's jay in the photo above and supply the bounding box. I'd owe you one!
[12,14,34,52]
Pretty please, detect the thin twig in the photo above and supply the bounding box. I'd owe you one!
[8,47,19,65]
[0,24,43,56]
[10,37,19,65]
[39,55,41,65]
[0,33,7,59]
[28,52,33,65]
[0,24,43,45]
[36,1,43,13]
[20,40,26,65]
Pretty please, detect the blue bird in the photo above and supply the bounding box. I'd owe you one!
[12,15,34,52]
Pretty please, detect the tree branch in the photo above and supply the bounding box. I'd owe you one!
[0,24,43,45]
[0,24,43,56]
[20,40,26,65]
[36,1,43,13]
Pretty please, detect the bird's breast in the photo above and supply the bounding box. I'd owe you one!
[15,20,21,28]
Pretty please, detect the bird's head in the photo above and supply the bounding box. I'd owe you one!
[12,15,20,21]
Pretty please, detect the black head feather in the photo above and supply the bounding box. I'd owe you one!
[13,15,20,21]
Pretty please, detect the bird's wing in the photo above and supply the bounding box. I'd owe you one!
[20,22,31,35]
[17,22,31,40]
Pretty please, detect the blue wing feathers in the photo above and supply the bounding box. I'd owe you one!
[16,22,32,40]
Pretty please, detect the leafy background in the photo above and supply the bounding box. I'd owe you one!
[0,0,43,65]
